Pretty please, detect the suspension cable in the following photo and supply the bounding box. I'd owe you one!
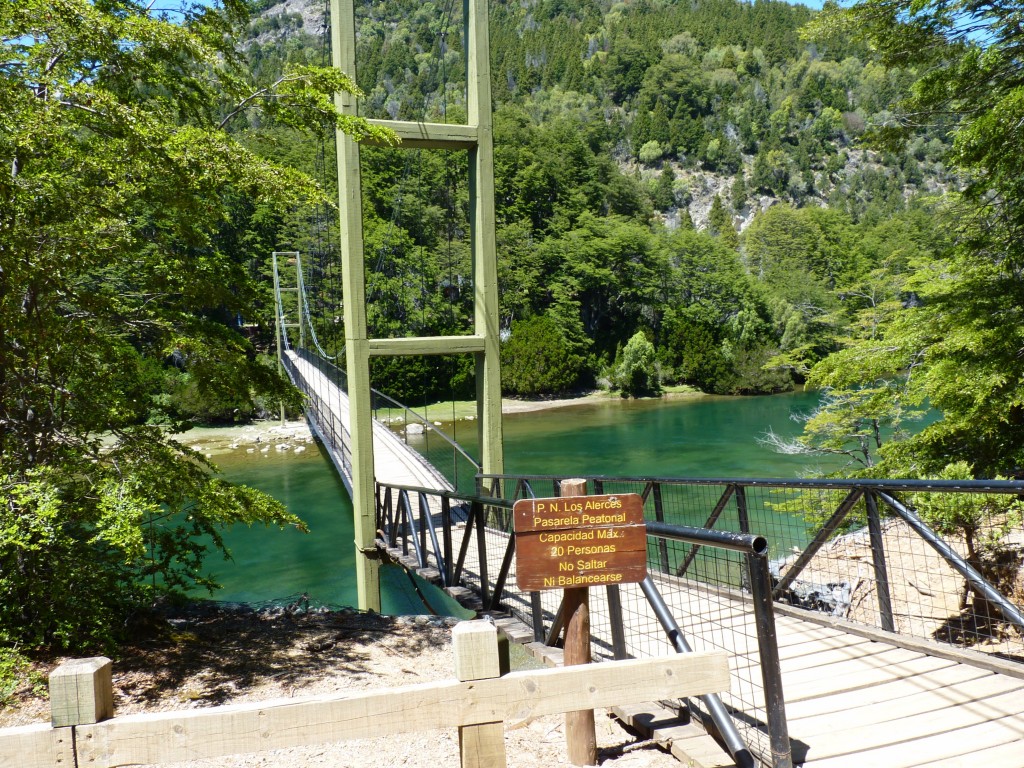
[296,253,338,360]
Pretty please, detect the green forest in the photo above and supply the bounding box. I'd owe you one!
[3,0,1024,659]
[247,0,952,410]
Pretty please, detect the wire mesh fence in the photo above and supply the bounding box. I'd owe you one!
[475,477,789,765]
[375,478,794,767]
[478,475,1024,661]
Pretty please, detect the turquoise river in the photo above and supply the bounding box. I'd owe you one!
[208,390,827,612]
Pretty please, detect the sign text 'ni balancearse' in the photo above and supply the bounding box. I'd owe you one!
[512,493,647,591]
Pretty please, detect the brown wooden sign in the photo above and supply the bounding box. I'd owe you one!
[512,493,647,591]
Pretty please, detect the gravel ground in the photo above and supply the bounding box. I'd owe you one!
[2,604,684,768]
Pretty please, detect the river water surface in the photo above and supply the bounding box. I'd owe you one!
[210,390,825,610]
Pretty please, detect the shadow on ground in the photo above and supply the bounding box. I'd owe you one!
[115,602,454,708]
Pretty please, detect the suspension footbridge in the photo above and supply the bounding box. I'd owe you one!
[283,349,453,494]
[272,245,1024,766]
[262,1,1024,764]
[275,320,1024,768]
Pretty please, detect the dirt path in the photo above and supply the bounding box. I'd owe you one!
[2,604,683,768]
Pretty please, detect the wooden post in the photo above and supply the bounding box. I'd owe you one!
[560,478,597,766]
[49,657,113,728]
[453,621,507,768]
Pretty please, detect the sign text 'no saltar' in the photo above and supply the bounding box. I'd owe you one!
[512,494,647,591]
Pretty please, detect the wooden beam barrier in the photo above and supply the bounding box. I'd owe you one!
[2,626,730,768]
[0,724,74,768]
[6,657,114,768]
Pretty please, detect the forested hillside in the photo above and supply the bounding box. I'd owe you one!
[3,0,1022,664]
[239,0,949,406]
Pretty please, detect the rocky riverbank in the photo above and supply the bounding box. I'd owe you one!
[170,420,316,457]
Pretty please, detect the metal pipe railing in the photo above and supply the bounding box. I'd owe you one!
[747,549,793,768]
[641,523,789,768]
[420,493,447,587]
[478,473,1024,495]
[646,521,769,556]
[865,490,895,632]
[640,576,758,768]
[878,491,1024,633]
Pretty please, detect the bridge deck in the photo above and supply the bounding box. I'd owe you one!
[285,351,451,493]
[398,518,1024,768]
[289,357,1024,766]
[764,614,1023,766]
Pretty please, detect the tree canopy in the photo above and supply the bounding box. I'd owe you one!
[793,0,1024,478]
[0,0,389,651]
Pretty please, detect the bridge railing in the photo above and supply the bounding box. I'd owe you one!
[374,480,793,768]
[368,388,481,492]
[479,475,1024,662]
[287,347,479,490]
[281,351,353,478]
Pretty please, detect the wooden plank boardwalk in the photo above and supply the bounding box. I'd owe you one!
[284,350,451,493]
[768,613,1024,766]
[292,375,1024,767]
[394,518,1024,767]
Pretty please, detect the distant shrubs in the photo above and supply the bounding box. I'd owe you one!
[503,313,794,399]
[612,332,661,397]
[501,315,588,396]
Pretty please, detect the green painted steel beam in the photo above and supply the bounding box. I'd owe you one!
[368,336,487,356]
[362,120,478,149]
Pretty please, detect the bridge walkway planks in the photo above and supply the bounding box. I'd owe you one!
[389,517,1024,768]
[284,350,452,494]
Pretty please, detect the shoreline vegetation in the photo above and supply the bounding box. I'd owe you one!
[173,385,708,453]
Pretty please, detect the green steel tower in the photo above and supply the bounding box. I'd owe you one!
[330,0,504,611]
